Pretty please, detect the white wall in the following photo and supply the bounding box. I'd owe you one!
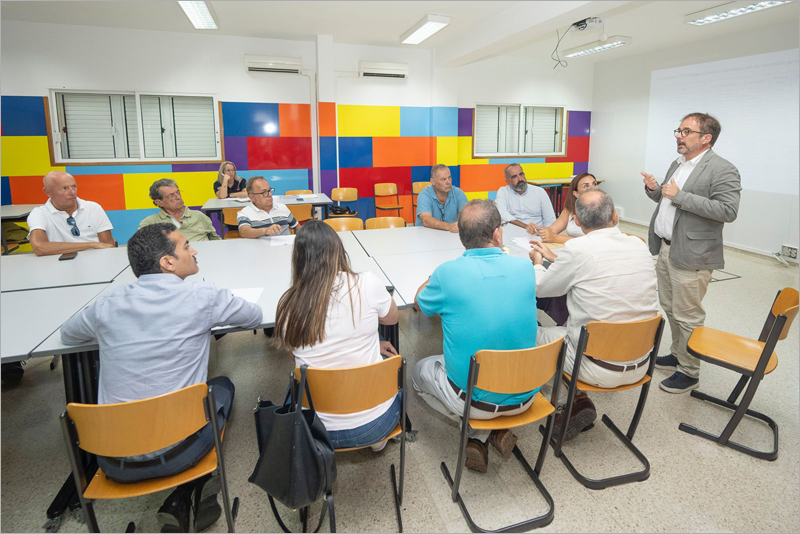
[591,19,800,257]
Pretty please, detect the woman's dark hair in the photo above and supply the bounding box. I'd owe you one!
[127,223,177,277]
[564,173,597,215]
[274,220,358,350]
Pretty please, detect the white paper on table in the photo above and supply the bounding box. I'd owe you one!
[230,287,264,303]
[268,235,296,246]
[511,236,541,250]
[232,197,251,202]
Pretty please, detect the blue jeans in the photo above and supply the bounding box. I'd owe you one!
[326,391,403,449]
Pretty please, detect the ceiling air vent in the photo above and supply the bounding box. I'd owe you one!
[245,55,302,74]
[358,61,409,79]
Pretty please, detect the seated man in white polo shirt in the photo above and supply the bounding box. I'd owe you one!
[27,171,116,256]
[237,177,299,237]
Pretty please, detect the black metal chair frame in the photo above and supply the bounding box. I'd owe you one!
[678,289,796,461]
[374,184,402,217]
[59,385,239,533]
[550,319,665,490]
[441,343,566,533]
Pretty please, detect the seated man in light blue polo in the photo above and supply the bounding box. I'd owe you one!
[495,163,556,233]
[415,164,468,232]
[412,199,538,473]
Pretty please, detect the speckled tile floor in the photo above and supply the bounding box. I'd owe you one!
[2,222,798,533]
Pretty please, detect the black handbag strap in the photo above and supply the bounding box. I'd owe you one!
[294,365,317,415]
[268,494,328,533]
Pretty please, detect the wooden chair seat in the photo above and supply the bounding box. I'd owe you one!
[224,229,240,240]
[469,394,554,430]
[376,204,403,210]
[563,372,652,393]
[336,424,402,452]
[688,326,778,375]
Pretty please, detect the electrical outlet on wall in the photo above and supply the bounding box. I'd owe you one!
[781,245,798,260]
[616,206,624,219]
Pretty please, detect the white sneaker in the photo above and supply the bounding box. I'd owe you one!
[371,440,388,452]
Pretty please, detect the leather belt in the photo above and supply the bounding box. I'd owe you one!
[585,355,650,373]
[663,238,672,246]
[448,377,531,413]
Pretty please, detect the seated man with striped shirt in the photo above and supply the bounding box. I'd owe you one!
[237,177,299,237]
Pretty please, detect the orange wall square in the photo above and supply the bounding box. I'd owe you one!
[373,137,435,167]
[9,174,126,210]
[459,164,508,192]
[318,102,336,137]
[278,104,311,137]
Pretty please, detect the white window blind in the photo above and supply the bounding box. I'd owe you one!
[524,106,562,154]
[502,106,520,153]
[140,95,165,158]
[475,105,500,153]
[474,103,566,157]
[61,93,116,159]
[123,96,141,158]
[173,96,216,158]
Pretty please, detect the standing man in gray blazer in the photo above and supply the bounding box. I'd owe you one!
[642,112,741,394]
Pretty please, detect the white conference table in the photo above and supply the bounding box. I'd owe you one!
[0,246,131,293]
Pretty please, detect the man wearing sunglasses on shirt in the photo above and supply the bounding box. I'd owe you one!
[236,177,298,238]
[26,171,116,256]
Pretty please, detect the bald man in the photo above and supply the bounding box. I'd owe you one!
[27,171,115,256]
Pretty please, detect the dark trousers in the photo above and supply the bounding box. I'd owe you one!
[98,376,235,483]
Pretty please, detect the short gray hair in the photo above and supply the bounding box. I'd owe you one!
[504,163,522,179]
[149,178,178,202]
[574,190,615,231]
[458,199,501,249]
[430,164,449,180]
[246,176,267,194]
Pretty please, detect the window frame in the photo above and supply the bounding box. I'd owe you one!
[473,102,568,158]
[47,88,223,165]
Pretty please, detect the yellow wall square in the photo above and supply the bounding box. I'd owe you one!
[123,172,218,210]
[1,136,65,176]
[464,191,489,201]
[520,162,574,180]
[338,105,400,137]
[435,137,459,166]
[457,137,488,165]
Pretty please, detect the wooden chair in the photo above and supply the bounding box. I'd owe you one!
[59,383,238,533]
[329,188,359,218]
[624,232,646,244]
[285,190,315,224]
[222,208,241,239]
[441,338,566,532]
[411,182,428,222]
[374,183,402,217]
[679,287,799,460]
[324,218,363,232]
[365,217,406,230]
[295,356,408,532]
[551,316,665,490]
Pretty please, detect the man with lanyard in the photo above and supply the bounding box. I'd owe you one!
[415,164,468,232]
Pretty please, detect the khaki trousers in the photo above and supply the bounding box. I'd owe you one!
[656,243,712,379]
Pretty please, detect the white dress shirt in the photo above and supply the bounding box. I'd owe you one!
[495,185,556,226]
[654,149,709,240]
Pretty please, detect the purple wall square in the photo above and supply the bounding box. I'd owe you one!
[321,170,338,197]
[568,111,591,137]
[458,108,473,137]
[224,137,248,171]
[308,169,314,190]
[172,163,220,173]
[573,161,589,175]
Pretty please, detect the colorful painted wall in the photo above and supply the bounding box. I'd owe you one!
[1,96,314,244]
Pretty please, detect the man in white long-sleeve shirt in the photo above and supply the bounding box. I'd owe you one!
[61,222,262,533]
[530,190,658,440]
[494,163,556,233]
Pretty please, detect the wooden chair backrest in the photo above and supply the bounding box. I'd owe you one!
[583,315,663,362]
[66,383,208,457]
[374,183,398,197]
[473,338,563,394]
[771,287,799,340]
[331,187,358,202]
[285,190,314,222]
[222,208,241,227]
[294,356,402,414]
[324,218,364,232]
[412,182,428,195]
[366,217,405,230]
[624,232,646,244]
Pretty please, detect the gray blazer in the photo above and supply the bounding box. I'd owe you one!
[645,149,741,270]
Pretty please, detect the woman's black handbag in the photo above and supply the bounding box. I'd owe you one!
[249,365,337,532]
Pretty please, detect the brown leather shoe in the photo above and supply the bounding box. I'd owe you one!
[553,393,597,442]
[488,429,518,459]
[465,438,488,473]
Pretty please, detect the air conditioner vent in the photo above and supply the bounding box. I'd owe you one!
[245,55,302,74]
[358,61,409,79]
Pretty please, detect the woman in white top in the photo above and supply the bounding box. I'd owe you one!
[534,173,598,244]
[274,220,401,451]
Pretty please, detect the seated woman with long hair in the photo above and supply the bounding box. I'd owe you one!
[533,173,598,243]
[274,220,401,451]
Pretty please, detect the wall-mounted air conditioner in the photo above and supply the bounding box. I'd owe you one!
[245,55,303,74]
[358,61,409,79]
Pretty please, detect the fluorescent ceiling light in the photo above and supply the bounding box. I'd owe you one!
[178,1,218,30]
[563,36,631,58]
[401,14,450,45]
[685,1,792,26]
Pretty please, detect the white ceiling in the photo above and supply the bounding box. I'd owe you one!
[1,0,798,64]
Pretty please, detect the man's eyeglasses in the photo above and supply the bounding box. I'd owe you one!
[249,188,275,197]
[674,128,709,138]
[165,190,182,201]
[66,216,80,237]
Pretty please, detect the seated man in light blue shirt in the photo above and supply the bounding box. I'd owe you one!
[495,163,556,233]
[412,199,538,473]
[415,164,468,232]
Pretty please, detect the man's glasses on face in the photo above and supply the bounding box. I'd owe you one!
[165,190,182,201]
[250,188,275,198]
[673,128,708,138]
[66,216,80,237]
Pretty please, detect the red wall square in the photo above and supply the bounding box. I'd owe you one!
[247,137,312,169]
[545,136,590,163]
[338,167,412,199]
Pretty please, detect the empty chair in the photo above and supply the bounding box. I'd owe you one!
[411,182,428,222]
[285,189,315,224]
[222,208,241,239]
[365,217,406,230]
[329,188,359,218]
[679,287,799,460]
[324,218,363,232]
[374,183,403,218]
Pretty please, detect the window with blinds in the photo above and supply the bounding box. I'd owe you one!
[473,104,566,157]
[51,91,220,163]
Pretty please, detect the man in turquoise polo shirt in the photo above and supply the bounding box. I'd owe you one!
[412,199,538,473]
[415,164,468,231]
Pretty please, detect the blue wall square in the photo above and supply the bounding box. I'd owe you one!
[488,190,497,201]
[106,208,159,245]
[236,169,309,194]
[320,136,338,171]
[450,165,460,188]
[411,166,432,182]
[357,197,376,221]
[400,107,431,137]
[338,137,372,169]
[221,102,280,137]
[1,176,11,205]
[431,107,458,137]
[1,96,47,136]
